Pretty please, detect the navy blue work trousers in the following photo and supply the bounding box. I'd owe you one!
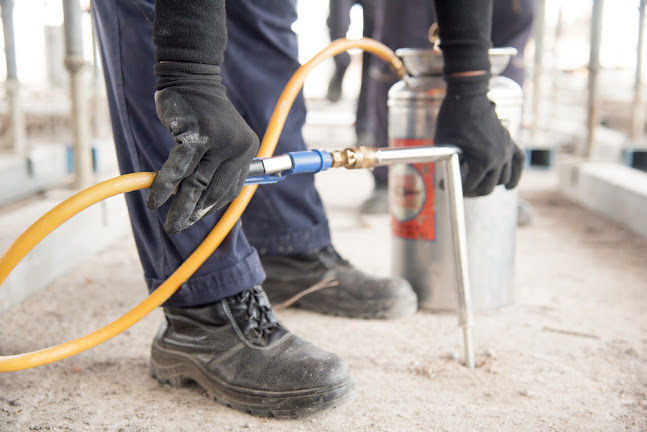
[92,0,330,307]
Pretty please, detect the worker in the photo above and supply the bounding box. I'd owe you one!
[359,0,535,214]
[91,0,523,418]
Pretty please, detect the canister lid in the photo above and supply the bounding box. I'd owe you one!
[396,47,518,77]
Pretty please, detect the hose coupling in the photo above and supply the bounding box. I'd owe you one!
[330,146,377,169]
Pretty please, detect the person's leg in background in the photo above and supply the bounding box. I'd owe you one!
[492,0,537,86]
[325,0,378,148]
[225,0,417,320]
[359,0,436,214]
[91,0,353,417]
[354,0,377,145]
[325,0,378,144]
[326,0,354,102]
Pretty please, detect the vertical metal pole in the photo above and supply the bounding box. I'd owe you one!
[585,0,604,158]
[631,0,647,142]
[1,0,26,154]
[550,4,564,108]
[444,154,475,369]
[531,0,546,136]
[90,9,101,141]
[63,0,93,189]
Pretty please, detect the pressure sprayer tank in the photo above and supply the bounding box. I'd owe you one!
[388,48,523,311]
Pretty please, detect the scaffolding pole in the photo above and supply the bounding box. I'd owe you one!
[631,0,647,142]
[531,0,546,136]
[1,0,26,154]
[585,0,604,158]
[62,0,93,188]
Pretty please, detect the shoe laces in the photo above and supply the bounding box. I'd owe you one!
[318,245,350,267]
[230,287,282,340]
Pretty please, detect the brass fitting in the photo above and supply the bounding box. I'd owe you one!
[330,146,377,169]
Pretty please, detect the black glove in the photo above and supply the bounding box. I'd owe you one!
[434,73,524,197]
[146,62,259,234]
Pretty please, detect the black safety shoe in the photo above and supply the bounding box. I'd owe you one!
[149,286,354,418]
[327,68,345,102]
[260,245,417,319]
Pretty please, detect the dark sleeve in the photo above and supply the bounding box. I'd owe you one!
[153,0,227,65]
[433,0,492,74]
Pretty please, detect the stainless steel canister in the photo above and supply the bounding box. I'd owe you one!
[388,48,523,311]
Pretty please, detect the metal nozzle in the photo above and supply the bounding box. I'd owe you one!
[330,146,377,169]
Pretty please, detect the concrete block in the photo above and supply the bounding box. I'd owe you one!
[92,138,120,175]
[588,127,627,163]
[0,193,131,314]
[28,144,69,179]
[0,156,32,204]
[559,158,647,238]
[0,144,69,205]
[0,139,120,207]
[66,139,120,175]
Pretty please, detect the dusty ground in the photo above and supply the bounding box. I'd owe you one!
[0,163,646,431]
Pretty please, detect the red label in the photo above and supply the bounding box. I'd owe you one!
[389,138,436,241]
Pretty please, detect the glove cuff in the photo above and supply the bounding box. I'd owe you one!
[444,73,490,98]
[439,39,491,75]
[154,62,223,91]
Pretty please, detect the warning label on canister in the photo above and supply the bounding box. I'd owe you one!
[389,138,436,241]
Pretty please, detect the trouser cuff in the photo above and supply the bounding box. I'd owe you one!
[147,248,266,308]
[249,220,331,256]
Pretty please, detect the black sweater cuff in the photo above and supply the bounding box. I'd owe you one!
[435,0,493,74]
[154,0,227,65]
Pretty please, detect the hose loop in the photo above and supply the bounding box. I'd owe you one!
[0,38,403,372]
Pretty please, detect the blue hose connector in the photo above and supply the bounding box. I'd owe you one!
[285,149,333,175]
[244,150,333,185]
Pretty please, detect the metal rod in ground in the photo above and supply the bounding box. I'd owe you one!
[265,145,476,367]
[371,146,474,367]
[444,154,475,369]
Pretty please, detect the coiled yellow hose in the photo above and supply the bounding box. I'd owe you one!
[0,38,406,372]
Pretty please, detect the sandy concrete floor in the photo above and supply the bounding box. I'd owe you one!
[0,163,646,431]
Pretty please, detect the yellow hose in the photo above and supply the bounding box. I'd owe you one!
[0,38,406,372]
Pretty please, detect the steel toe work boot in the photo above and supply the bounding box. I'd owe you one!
[149,286,354,418]
[260,245,417,319]
[327,67,345,102]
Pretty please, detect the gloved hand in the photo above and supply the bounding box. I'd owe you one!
[146,62,259,234]
[434,72,524,197]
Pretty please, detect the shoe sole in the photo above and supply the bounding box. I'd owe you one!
[269,286,418,320]
[149,342,355,419]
